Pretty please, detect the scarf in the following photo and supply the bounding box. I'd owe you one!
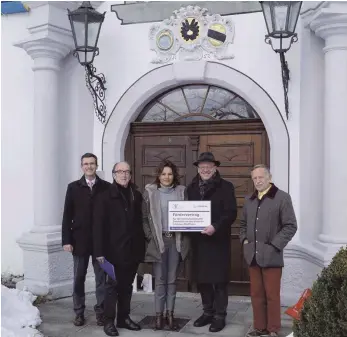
[199,173,216,198]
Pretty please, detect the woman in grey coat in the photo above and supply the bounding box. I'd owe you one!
[142,160,190,331]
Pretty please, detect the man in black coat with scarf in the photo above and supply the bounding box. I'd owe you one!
[93,161,146,336]
[62,153,110,327]
[186,152,237,333]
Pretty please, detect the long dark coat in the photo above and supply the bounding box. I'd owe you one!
[93,182,146,267]
[61,175,110,256]
[186,171,237,283]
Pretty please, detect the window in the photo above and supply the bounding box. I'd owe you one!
[136,85,259,122]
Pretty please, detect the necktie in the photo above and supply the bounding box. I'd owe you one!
[88,181,94,190]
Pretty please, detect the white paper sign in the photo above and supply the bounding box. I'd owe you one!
[168,200,211,232]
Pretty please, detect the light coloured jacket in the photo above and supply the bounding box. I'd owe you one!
[142,184,190,262]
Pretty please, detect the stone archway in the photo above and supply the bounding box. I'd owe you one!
[102,61,289,191]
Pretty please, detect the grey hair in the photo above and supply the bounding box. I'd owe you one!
[112,161,131,174]
[251,164,271,177]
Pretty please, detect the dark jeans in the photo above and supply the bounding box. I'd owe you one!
[73,255,105,316]
[197,282,228,319]
[104,263,139,322]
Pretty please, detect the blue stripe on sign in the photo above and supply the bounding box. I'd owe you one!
[1,1,29,15]
[170,227,206,231]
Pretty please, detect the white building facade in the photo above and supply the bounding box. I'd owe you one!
[1,1,347,305]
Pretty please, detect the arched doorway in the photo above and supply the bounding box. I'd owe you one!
[125,84,270,295]
[102,61,289,192]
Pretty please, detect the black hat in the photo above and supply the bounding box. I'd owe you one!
[193,152,220,167]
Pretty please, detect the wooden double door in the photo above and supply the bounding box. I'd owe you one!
[125,119,269,295]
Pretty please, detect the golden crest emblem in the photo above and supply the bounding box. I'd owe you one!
[149,6,235,64]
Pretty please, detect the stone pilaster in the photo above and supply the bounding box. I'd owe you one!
[15,2,77,298]
[308,1,347,264]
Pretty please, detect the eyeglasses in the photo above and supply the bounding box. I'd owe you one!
[113,170,131,175]
[198,166,215,171]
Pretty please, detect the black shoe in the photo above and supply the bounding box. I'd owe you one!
[193,314,214,327]
[117,317,141,331]
[209,318,225,332]
[104,322,119,336]
[73,314,85,326]
[96,313,106,326]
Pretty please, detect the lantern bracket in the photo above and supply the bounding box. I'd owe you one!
[85,63,107,124]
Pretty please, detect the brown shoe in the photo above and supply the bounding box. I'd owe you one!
[166,310,178,331]
[73,314,85,326]
[247,329,269,336]
[154,312,163,330]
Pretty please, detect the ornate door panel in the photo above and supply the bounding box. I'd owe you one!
[133,135,196,190]
[199,133,269,295]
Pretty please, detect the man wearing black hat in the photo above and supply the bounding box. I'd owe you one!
[186,152,237,333]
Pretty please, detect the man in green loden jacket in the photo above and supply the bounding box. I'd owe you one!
[240,164,297,337]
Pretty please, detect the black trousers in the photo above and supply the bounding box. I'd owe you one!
[104,263,139,322]
[73,255,105,316]
[197,282,228,319]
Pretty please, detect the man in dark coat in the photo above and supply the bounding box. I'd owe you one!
[93,161,146,337]
[240,164,297,337]
[62,153,110,327]
[186,152,237,333]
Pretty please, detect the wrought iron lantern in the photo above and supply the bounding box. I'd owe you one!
[68,1,107,123]
[260,1,302,120]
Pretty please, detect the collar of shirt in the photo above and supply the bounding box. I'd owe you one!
[85,177,96,186]
[258,184,272,200]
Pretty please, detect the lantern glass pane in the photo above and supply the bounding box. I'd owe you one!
[288,2,302,33]
[273,2,289,34]
[87,21,100,48]
[73,20,86,47]
[262,3,272,35]
[77,50,94,64]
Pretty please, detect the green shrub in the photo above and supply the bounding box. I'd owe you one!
[293,246,347,337]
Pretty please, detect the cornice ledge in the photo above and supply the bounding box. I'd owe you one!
[302,1,347,38]
[310,11,347,40]
[15,34,73,61]
[301,1,327,27]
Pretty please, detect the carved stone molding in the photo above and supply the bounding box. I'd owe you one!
[149,5,235,64]
[15,2,75,64]
[15,38,72,71]
[302,1,347,49]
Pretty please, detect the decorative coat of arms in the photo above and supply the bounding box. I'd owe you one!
[149,6,235,64]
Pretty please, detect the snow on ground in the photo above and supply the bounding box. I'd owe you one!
[1,285,43,337]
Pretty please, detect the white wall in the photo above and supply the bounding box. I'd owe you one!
[1,12,34,275]
[59,53,96,185]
